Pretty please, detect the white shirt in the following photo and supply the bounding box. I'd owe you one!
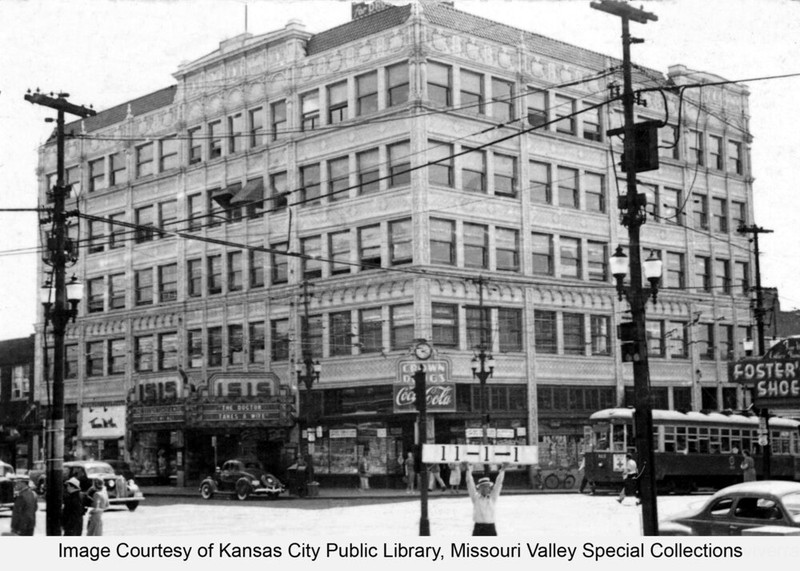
[466,469,505,524]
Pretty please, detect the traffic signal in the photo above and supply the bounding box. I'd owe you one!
[413,365,426,413]
[607,120,661,173]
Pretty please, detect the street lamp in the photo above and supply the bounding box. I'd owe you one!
[610,246,663,304]
[471,350,495,472]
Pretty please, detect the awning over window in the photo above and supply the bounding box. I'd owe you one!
[211,187,234,208]
[230,178,264,206]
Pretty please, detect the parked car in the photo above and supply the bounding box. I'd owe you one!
[104,459,135,482]
[62,460,145,511]
[660,480,800,535]
[199,458,285,501]
[0,461,29,511]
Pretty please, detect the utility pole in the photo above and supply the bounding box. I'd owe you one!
[25,90,95,536]
[413,365,430,536]
[738,224,773,478]
[470,276,495,474]
[591,0,659,536]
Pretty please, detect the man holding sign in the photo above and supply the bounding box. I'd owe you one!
[465,462,507,536]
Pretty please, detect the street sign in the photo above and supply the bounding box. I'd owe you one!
[421,443,538,465]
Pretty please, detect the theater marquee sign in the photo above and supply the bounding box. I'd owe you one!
[393,359,456,413]
[728,358,800,408]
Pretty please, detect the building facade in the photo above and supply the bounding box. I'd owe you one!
[0,335,36,470]
[34,3,756,486]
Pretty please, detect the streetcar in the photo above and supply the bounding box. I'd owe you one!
[582,408,800,494]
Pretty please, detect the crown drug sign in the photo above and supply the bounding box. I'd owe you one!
[394,359,455,413]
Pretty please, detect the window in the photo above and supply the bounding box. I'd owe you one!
[224,114,242,154]
[228,325,244,365]
[187,258,202,297]
[491,78,514,122]
[356,72,378,115]
[109,273,125,310]
[527,90,547,127]
[697,323,715,360]
[357,308,383,353]
[646,320,665,357]
[494,153,517,197]
[208,255,222,294]
[305,313,323,363]
[695,256,711,292]
[495,227,519,272]
[109,339,126,375]
[461,148,486,192]
[136,142,154,177]
[587,241,608,282]
[109,152,127,185]
[732,201,746,230]
[563,313,585,355]
[300,164,321,205]
[65,165,81,196]
[228,251,243,291]
[387,62,409,107]
[109,212,125,250]
[531,232,554,275]
[715,258,731,294]
[249,107,264,147]
[160,136,179,171]
[428,140,454,187]
[208,327,223,367]
[187,194,203,232]
[208,120,222,159]
[358,225,381,270]
[135,205,155,243]
[689,129,704,166]
[300,91,320,131]
[301,237,322,279]
[188,126,203,164]
[430,218,455,265]
[271,319,290,361]
[662,187,683,225]
[557,166,579,209]
[660,124,680,160]
[88,158,105,192]
[327,81,348,124]
[432,303,458,348]
[271,100,286,141]
[463,223,488,269]
[693,194,708,229]
[87,277,104,313]
[327,156,350,201]
[498,308,523,352]
[560,237,581,279]
[86,341,104,377]
[735,261,750,295]
[712,197,728,233]
[728,140,743,175]
[427,62,451,106]
[159,200,177,237]
[135,269,153,306]
[554,94,576,135]
[188,329,203,368]
[330,311,352,357]
[719,324,734,360]
[135,335,154,372]
[159,263,178,302]
[391,304,414,350]
[249,250,264,288]
[466,306,491,350]
[460,70,484,113]
[88,219,105,254]
[223,183,244,223]
[709,135,723,170]
[529,161,551,204]
[666,252,685,289]
[329,230,351,275]
[590,315,611,356]
[584,173,605,213]
[389,219,412,265]
[271,172,288,210]
[668,321,688,359]
[534,310,557,354]
[388,141,411,187]
[271,242,288,284]
[159,332,178,370]
[65,345,78,379]
[357,149,380,194]
[582,102,601,141]
[249,322,266,364]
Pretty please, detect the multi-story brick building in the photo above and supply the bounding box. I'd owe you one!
[34,2,755,486]
[0,335,36,469]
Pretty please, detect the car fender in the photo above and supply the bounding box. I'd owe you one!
[200,477,219,493]
[657,521,696,536]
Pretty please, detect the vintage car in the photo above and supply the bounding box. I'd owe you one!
[199,458,285,501]
[62,460,145,511]
[660,480,800,535]
[0,461,29,511]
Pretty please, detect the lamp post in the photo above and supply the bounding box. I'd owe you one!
[296,358,321,417]
[471,350,496,469]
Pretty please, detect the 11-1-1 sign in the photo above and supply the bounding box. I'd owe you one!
[421,443,539,465]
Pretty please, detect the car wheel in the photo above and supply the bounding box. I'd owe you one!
[200,482,214,500]
[126,501,139,511]
[235,479,251,501]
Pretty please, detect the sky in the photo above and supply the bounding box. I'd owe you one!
[1,0,800,341]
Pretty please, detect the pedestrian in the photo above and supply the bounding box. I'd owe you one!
[448,462,462,493]
[741,449,757,482]
[616,453,638,504]
[62,477,86,536]
[428,462,446,491]
[465,463,507,536]
[86,478,109,536]
[10,477,37,536]
[404,452,416,493]
[358,455,370,491]
[578,454,590,493]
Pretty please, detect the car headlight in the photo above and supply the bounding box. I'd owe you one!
[251,479,259,486]
[107,480,115,489]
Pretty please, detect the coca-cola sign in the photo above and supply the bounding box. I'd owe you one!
[393,383,456,413]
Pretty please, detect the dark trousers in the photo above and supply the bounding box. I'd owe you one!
[472,523,497,536]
